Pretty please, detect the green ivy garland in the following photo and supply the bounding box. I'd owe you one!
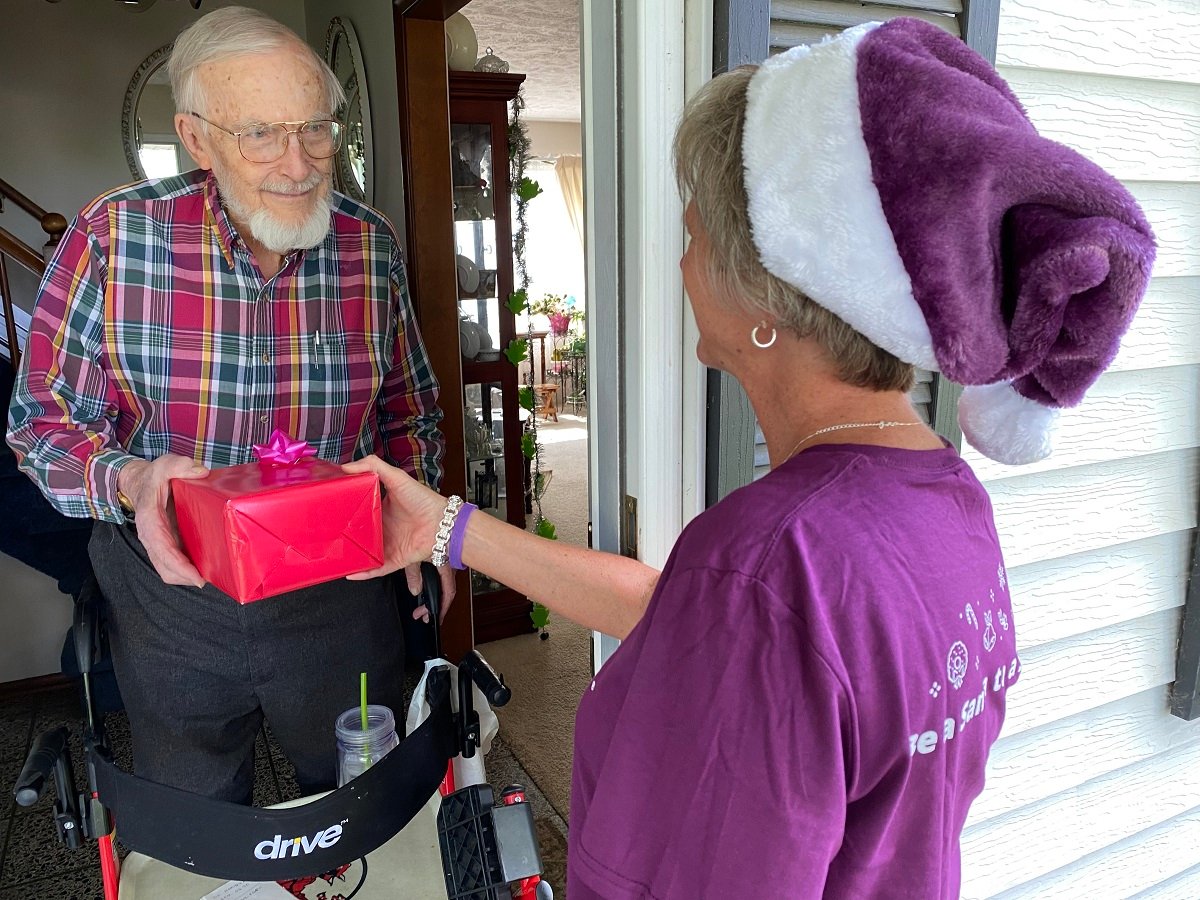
[506,85,552,634]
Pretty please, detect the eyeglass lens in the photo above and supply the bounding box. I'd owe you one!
[239,121,342,162]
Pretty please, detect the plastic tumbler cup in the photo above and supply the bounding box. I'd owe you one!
[335,704,400,787]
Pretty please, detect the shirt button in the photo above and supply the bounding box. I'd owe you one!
[259,415,269,424]
[261,353,270,364]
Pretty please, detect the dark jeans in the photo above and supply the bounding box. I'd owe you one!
[88,522,406,804]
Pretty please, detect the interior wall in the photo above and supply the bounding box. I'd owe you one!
[0,561,73,684]
[527,120,583,158]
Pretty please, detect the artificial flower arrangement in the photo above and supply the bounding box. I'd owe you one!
[528,293,580,336]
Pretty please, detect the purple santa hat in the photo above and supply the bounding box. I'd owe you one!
[742,18,1156,465]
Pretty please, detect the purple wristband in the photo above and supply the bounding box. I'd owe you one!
[448,502,477,570]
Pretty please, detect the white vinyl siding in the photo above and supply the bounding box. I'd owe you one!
[755,1,1200,894]
[956,0,1200,895]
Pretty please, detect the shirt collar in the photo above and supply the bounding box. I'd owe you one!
[202,170,242,271]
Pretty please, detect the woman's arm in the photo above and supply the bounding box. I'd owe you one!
[344,455,659,639]
[462,511,658,638]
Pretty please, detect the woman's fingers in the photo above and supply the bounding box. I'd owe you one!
[346,561,402,581]
[343,454,409,489]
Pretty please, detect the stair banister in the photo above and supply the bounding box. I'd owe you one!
[0,178,67,371]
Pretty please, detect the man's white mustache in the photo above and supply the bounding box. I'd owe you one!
[261,173,326,194]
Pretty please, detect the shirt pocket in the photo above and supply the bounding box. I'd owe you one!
[301,331,383,414]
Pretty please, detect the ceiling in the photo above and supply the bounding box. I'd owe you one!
[459,0,581,121]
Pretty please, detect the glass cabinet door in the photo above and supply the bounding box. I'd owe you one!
[451,114,527,606]
[452,123,502,361]
[463,379,511,597]
[463,381,507,516]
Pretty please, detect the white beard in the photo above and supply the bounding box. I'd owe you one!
[219,171,333,254]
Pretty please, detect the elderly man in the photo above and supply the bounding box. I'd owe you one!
[7,7,447,803]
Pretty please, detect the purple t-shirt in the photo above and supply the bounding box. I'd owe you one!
[569,443,1018,899]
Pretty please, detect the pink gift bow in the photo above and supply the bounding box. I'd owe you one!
[252,429,319,467]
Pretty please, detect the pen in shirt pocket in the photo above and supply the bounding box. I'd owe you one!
[311,329,322,371]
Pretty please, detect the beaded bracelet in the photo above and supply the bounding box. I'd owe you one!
[430,495,464,568]
[448,502,477,570]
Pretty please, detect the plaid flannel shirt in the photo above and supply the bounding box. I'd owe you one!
[6,170,444,523]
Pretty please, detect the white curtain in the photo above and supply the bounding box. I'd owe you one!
[554,155,585,250]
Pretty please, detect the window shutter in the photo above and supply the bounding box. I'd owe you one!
[769,0,962,53]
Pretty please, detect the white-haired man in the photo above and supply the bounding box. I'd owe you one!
[7,7,447,803]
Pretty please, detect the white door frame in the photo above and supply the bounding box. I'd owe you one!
[580,0,623,671]
[582,0,713,672]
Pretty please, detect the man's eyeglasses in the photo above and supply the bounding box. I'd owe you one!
[189,112,342,163]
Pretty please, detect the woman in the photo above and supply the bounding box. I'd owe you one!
[348,18,1153,898]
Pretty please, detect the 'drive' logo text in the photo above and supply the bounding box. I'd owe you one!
[254,821,347,860]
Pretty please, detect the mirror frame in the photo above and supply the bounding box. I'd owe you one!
[122,42,175,182]
[325,17,374,205]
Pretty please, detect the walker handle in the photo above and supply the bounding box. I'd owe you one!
[15,726,68,807]
[461,649,512,708]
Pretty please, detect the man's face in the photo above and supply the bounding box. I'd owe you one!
[177,43,335,253]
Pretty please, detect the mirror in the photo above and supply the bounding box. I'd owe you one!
[325,17,373,205]
[122,43,187,181]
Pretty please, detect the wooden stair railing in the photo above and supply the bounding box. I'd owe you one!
[0,176,67,372]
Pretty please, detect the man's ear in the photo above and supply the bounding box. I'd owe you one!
[175,113,213,171]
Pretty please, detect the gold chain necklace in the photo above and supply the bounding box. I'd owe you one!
[785,420,922,461]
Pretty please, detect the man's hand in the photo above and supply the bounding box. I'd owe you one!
[342,456,457,621]
[117,455,209,587]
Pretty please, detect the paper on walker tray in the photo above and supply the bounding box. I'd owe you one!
[202,880,293,900]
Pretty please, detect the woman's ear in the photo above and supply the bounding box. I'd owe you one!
[174,113,213,170]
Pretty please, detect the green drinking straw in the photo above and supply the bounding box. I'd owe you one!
[360,672,369,731]
[360,671,370,773]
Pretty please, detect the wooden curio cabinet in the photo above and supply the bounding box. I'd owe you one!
[449,71,533,643]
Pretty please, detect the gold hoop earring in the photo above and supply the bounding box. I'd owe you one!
[751,322,777,349]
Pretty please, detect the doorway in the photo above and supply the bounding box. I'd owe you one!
[450,0,595,834]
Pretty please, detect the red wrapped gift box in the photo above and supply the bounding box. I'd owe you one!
[172,455,383,603]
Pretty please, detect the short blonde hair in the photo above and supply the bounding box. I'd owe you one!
[169,6,345,120]
[674,66,915,393]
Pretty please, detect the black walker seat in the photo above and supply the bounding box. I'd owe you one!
[90,667,457,881]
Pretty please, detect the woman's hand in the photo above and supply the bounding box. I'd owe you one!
[342,455,456,619]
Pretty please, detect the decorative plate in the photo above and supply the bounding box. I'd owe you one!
[456,254,480,294]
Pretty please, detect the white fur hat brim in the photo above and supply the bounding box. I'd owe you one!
[743,22,938,371]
